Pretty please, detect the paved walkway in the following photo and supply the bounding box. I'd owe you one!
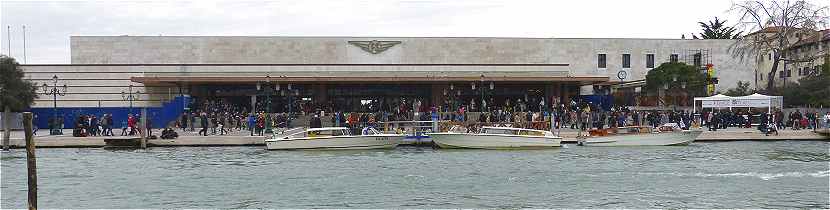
[1,127,826,149]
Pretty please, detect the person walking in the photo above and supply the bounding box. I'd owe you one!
[823,112,830,129]
[199,112,208,136]
[248,113,256,136]
[89,115,99,136]
[309,114,322,129]
[256,113,265,136]
[106,113,114,136]
[706,112,718,131]
[181,112,189,132]
[190,112,196,132]
[127,114,137,136]
[218,113,226,135]
[145,117,153,137]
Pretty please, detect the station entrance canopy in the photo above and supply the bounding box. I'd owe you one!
[125,63,608,85]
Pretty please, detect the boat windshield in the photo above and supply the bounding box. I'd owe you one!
[307,129,350,137]
[482,128,516,135]
[282,128,350,139]
[518,130,545,136]
[482,128,545,136]
[361,127,382,135]
[448,125,468,133]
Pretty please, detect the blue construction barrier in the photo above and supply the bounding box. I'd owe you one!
[29,96,190,129]
[576,95,614,111]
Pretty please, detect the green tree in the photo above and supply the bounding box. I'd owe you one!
[645,62,707,92]
[691,17,743,39]
[1,55,38,150]
[645,62,708,106]
[780,55,830,107]
[724,81,754,96]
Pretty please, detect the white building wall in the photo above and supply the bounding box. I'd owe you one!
[20,36,760,109]
[70,36,756,91]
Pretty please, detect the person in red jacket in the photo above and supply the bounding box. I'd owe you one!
[127,114,136,136]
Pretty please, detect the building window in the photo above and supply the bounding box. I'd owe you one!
[670,54,678,63]
[760,73,763,81]
[787,69,792,77]
[798,68,802,76]
[779,71,784,78]
[597,54,606,68]
[646,54,655,68]
[769,53,772,60]
[622,54,631,68]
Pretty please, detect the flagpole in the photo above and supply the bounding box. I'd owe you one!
[22,25,27,63]
[6,25,11,56]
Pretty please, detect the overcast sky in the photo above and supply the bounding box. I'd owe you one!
[1,0,827,64]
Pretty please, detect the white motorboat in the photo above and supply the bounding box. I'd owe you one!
[265,127,403,150]
[577,124,702,146]
[428,126,562,149]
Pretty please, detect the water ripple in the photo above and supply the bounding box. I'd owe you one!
[1,141,828,208]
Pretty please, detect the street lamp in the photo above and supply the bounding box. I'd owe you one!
[287,82,295,128]
[42,75,68,135]
[121,84,140,115]
[480,74,485,112]
[259,75,277,134]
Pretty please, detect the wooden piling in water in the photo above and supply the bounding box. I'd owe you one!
[22,112,37,210]
[140,108,147,149]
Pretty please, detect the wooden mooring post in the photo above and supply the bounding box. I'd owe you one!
[22,112,37,210]
[140,108,147,149]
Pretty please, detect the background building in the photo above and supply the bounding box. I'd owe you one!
[751,27,829,89]
[783,29,829,85]
[21,36,755,128]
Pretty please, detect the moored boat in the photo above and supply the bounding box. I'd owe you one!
[428,126,562,149]
[265,127,403,150]
[577,124,701,146]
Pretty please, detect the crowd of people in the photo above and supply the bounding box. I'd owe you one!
[65,113,170,138]
[47,96,830,138]
[70,113,114,137]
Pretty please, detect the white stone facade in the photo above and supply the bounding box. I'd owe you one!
[24,36,756,108]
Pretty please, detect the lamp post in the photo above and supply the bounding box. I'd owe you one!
[480,74,485,112]
[489,81,494,112]
[286,83,295,128]
[42,75,68,135]
[680,81,687,107]
[449,83,456,110]
[121,84,140,115]
[259,75,276,134]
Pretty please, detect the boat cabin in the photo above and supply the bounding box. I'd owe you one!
[280,127,352,139]
[277,127,386,140]
[480,126,554,137]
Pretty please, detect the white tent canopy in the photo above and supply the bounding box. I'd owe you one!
[693,93,783,113]
[695,94,731,101]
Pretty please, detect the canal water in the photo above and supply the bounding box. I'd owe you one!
[2,141,828,208]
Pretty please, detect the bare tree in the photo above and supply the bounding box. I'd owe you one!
[728,0,828,92]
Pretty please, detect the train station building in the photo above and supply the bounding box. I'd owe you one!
[21,36,756,127]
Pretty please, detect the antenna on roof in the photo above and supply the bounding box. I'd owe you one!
[22,25,27,64]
